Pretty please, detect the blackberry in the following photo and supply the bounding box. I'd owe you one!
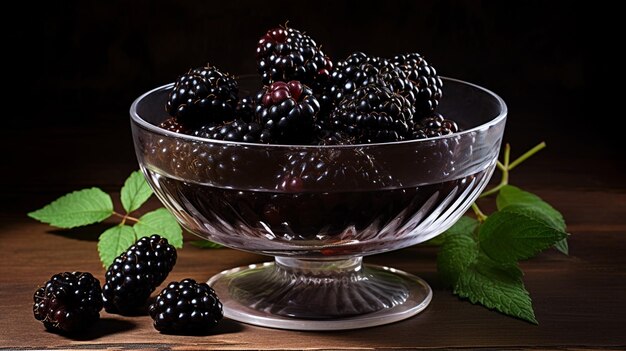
[277,150,394,191]
[331,84,413,143]
[412,113,459,139]
[166,64,238,126]
[33,272,102,333]
[315,128,354,145]
[159,117,189,134]
[149,279,222,334]
[256,26,332,90]
[255,80,320,144]
[392,53,443,117]
[235,96,256,122]
[321,52,419,117]
[192,119,273,143]
[103,235,177,315]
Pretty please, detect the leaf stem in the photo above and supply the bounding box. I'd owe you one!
[471,203,488,222]
[112,211,140,225]
[508,142,546,171]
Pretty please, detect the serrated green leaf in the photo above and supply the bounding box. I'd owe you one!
[189,240,224,249]
[446,216,480,237]
[437,231,479,286]
[497,185,566,231]
[120,171,153,213]
[28,188,113,228]
[98,225,136,268]
[479,208,568,263]
[428,216,479,246]
[133,208,183,248]
[554,238,569,255]
[454,255,537,324]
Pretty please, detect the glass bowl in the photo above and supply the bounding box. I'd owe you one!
[130,77,507,330]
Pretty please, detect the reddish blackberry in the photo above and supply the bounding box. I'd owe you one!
[255,80,320,144]
[392,53,443,118]
[149,279,223,334]
[331,84,413,143]
[412,113,459,139]
[235,96,256,122]
[256,26,333,90]
[103,235,177,315]
[33,272,103,333]
[166,64,238,126]
[159,117,189,134]
[192,119,273,143]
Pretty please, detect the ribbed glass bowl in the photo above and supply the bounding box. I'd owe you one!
[130,77,507,330]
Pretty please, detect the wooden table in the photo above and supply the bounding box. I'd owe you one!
[1,126,625,350]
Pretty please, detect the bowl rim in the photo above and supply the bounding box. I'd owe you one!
[129,76,507,149]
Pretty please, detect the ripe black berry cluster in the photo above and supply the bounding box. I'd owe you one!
[158,24,459,146]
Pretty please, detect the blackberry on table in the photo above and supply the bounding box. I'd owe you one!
[102,235,177,315]
[166,64,238,126]
[33,272,102,333]
[149,279,223,334]
[331,84,413,143]
[392,53,443,118]
[256,25,333,90]
[255,80,320,144]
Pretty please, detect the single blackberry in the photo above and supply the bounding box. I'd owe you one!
[412,113,459,139]
[322,52,418,117]
[255,80,320,144]
[324,52,392,104]
[33,272,102,333]
[166,64,238,126]
[256,26,333,90]
[392,53,443,117]
[331,84,413,143]
[235,96,256,122]
[192,119,273,143]
[103,235,177,315]
[159,117,189,134]
[149,279,223,334]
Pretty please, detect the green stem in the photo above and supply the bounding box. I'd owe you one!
[472,203,488,222]
[480,144,511,198]
[112,211,140,225]
[508,142,546,171]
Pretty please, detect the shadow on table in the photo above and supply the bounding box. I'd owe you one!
[47,222,113,242]
[54,318,138,341]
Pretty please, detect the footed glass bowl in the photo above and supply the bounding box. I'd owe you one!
[130,77,507,330]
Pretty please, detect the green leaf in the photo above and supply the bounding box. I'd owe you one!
[497,186,569,255]
[98,225,136,268]
[437,230,479,286]
[479,207,568,263]
[454,255,537,324]
[497,185,565,231]
[427,216,479,246]
[28,188,113,228]
[189,240,224,249]
[446,216,480,237]
[120,170,153,213]
[133,208,183,248]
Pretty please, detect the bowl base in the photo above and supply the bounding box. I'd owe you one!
[208,257,432,330]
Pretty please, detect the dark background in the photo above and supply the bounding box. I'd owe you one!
[3,0,621,213]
